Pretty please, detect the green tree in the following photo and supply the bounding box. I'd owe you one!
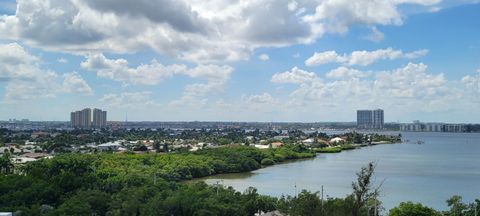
[0,152,14,174]
[389,202,440,216]
[445,195,468,216]
[351,162,382,216]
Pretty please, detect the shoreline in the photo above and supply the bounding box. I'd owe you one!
[185,140,401,184]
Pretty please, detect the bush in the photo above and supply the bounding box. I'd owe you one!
[314,147,342,153]
[261,158,275,166]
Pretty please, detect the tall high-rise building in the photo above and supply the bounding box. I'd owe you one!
[93,108,107,128]
[357,110,373,129]
[70,112,76,127]
[70,108,106,129]
[80,108,92,129]
[71,110,82,128]
[372,109,384,129]
[357,109,384,130]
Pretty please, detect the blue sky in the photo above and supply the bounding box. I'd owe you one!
[0,0,479,123]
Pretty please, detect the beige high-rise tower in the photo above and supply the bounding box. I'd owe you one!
[93,108,107,128]
[71,108,106,129]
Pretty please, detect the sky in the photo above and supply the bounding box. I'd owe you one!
[0,0,479,123]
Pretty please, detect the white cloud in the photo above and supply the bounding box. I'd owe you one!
[303,0,440,34]
[62,72,93,95]
[271,66,317,84]
[349,48,403,66]
[171,64,233,105]
[0,0,442,63]
[274,62,473,117]
[304,51,346,66]
[305,48,429,66]
[82,53,233,106]
[242,93,276,104]
[57,58,68,63]
[288,1,299,11]
[326,67,370,79]
[81,53,232,87]
[0,43,92,101]
[365,26,385,42]
[81,53,181,85]
[374,63,447,99]
[4,73,58,101]
[404,49,429,59]
[461,69,480,101]
[429,6,442,13]
[99,91,158,108]
[258,54,270,61]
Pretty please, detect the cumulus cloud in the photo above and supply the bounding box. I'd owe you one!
[81,53,184,85]
[326,67,370,79]
[271,62,480,118]
[99,91,158,108]
[271,67,317,84]
[305,48,429,66]
[304,51,345,66]
[0,0,442,63]
[242,93,276,104]
[81,53,233,106]
[365,26,385,42]
[62,72,93,95]
[83,0,210,34]
[0,43,92,101]
[303,0,440,34]
[461,69,480,101]
[182,64,234,98]
[258,54,270,61]
[81,53,233,86]
[374,63,447,99]
[57,58,68,63]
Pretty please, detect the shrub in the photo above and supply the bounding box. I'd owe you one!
[261,158,275,166]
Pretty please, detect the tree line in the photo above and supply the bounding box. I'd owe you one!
[0,145,478,215]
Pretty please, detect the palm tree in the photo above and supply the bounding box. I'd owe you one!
[0,152,14,174]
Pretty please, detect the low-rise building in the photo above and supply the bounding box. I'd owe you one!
[400,121,466,133]
[329,137,345,144]
[270,142,284,148]
[254,144,270,149]
[97,141,122,151]
[302,138,315,145]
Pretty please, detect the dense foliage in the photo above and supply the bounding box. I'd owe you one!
[0,145,313,215]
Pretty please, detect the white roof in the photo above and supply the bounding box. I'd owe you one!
[330,137,345,143]
[13,157,37,164]
[302,138,314,143]
[98,142,121,147]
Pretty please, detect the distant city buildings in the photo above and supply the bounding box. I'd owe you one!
[8,119,29,123]
[357,109,384,130]
[400,121,466,132]
[70,108,107,129]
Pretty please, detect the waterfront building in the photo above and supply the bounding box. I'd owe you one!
[372,109,384,129]
[357,110,373,129]
[357,109,384,130]
[400,121,466,133]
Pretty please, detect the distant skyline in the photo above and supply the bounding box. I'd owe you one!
[0,0,479,123]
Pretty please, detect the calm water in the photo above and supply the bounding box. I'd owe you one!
[200,132,480,211]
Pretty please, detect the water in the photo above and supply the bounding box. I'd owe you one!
[199,132,480,211]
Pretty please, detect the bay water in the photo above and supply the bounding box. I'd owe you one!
[200,132,480,211]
